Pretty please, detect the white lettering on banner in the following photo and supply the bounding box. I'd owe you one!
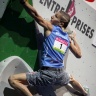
[66,0,76,18]
[68,7,74,16]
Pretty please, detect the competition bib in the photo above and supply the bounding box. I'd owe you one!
[53,37,68,54]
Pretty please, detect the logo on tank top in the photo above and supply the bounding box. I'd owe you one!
[56,32,63,37]
[53,37,68,54]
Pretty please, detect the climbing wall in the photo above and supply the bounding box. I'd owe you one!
[0,0,38,70]
[0,0,9,19]
[0,0,96,96]
[66,1,96,96]
[33,0,96,96]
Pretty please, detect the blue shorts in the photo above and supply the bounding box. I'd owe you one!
[26,67,70,87]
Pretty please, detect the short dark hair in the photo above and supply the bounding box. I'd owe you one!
[60,11,70,28]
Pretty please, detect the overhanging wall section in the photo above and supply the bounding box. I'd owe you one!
[0,0,38,70]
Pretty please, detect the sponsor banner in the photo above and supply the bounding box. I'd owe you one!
[66,0,76,18]
[33,0,96,40]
